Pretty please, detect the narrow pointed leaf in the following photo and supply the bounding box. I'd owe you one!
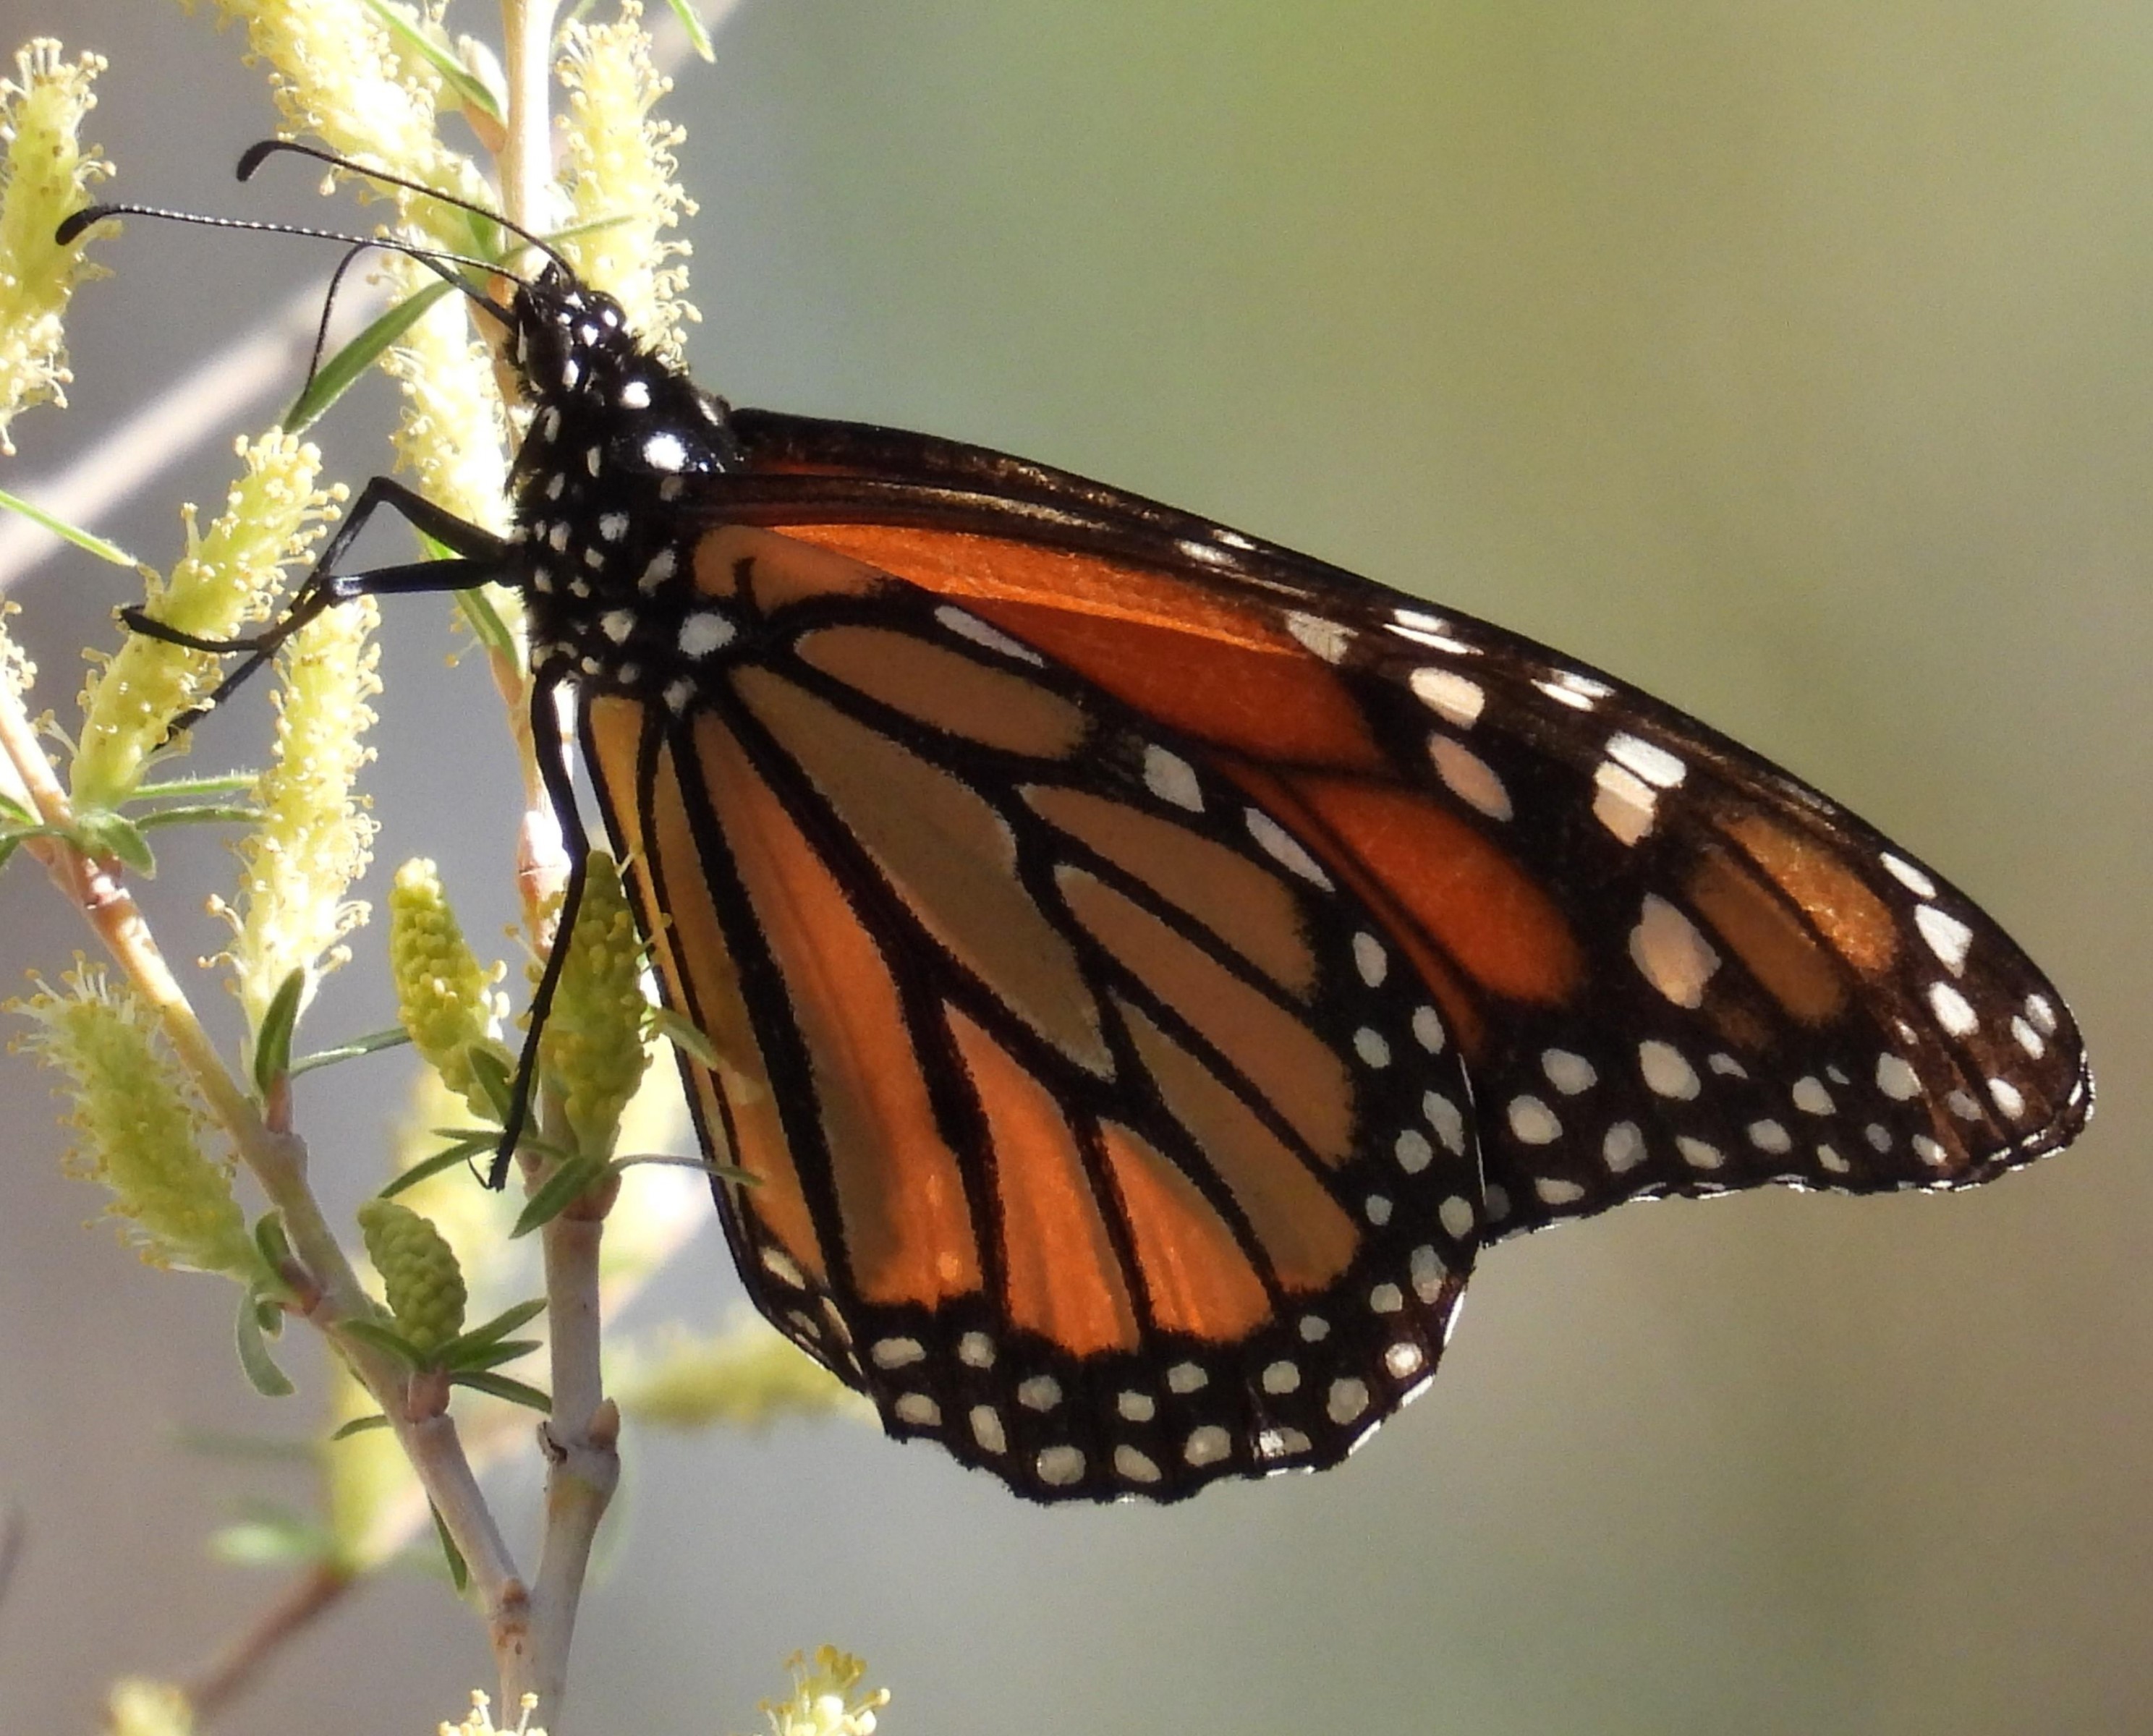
[511,1154,607,1239]
[664,0,717,61]
[284,278,455,433]
[358,0,504,122]
[0,485,137,566]
[252,968,307,1095]
[449,1370,551,1413]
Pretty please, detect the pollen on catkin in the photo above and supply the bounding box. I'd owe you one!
[13,962,255,1278]
[199,0,492,250]
[556,0,697,362]
[388,858,510,1117]
[71,431,344,809]
[535,851,650,1157]
[752,1647,891,1736]
[224,590,381,1035]
[356,1196,466,1356]
[0,39,113,454]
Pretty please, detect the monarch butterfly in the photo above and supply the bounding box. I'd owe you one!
[71,146,2093,1505]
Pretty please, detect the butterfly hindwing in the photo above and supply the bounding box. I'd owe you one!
[581,526,1485,1502]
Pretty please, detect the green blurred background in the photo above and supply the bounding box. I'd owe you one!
[0,2,2146,1731]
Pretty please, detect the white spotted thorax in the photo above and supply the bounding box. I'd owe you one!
[505,266,744,699]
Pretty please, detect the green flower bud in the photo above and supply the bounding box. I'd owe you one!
[388,858,509,1116]
[536,851,650,1157]
[356,1196,466,1356]
[13,963,255,1278]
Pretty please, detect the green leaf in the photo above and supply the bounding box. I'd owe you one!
[284,278,455,434]
[133,801,258,830]
[0,485,138,567]
[664,0,716,61]
[359,0,504,122]
[613,1152,759,1186]
[252,967,307,1095]
[429,1502,470,1592]
[647,1005,719,1068]
[329,1413,393,1441]
[252,1211,294,1280]
[442,1337,541,1375]
[289,1026,412,1078]
[234,1291,296,1397]
[378,1135,493,1198]
[132,770,260,799]
[73,809,154,875]
[338,1316,425,1369]
[511,1154,608,1239]
[455,1296,547,1350]
[464,1044,516,1124]
[449,1370,552,1413]
[0,791,38,827]
[455,583,518,660]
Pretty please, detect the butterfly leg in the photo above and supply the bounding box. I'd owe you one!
[125,477,514,726]
[490,668,588,1186]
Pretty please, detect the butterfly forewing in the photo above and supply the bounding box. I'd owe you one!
[581,526,1485,1502]
[694,412,2091,1246]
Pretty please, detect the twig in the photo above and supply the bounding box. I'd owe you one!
[180,1562,352,1719]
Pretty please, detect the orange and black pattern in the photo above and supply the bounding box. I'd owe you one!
[437,265,2090,1501]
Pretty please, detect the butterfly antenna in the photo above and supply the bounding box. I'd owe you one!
[54,202,516,305]
[296,238,480,405]
[237,140,575,277]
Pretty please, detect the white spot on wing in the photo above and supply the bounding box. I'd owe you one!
[1593,761,1657,845]
[1542,1049,1597,1094]
[1639,1039,1701,1099]
[1927,982,1978,1036]
[1631,895,1720,1008]
[1881,853,1937,897]
[642,432,687,471]
[1606,731,1687,788]
[1876,1053,1921,1101]
[935,605,1044,665]
[1245,809,1333,888]
[1284,611,1351,663]
[1142,744,1203,811]
[1352,932,1388,986]
[1915,905,1973,975]
[677,612,736,658]
[1409,666,1485,728]
[1439,1196,1474,1239]
[1429,735,1511,820]
[1507,1096,1561,1145]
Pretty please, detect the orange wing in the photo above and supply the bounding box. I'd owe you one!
[581,524,1482,1502]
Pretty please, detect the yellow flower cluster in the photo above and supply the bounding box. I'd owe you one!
[536,850,651,1155]
[14,963,255,1277]
[71,431,345,810]
[357,1195,467,1354]
[199,0,489,245]
[225,590,382,1034]
[0,39,111,453]
[440,1690,545,1736]
[388,856,509,1115]
[753,1647,891,1736]
[556,1,697,362]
